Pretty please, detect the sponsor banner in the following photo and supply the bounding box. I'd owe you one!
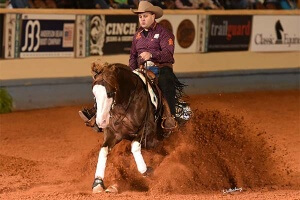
[4,14,21,59]
[0,14,3,58]
[89,15,138,55]
[75,15,88,57]
[250,15,300,52]
[20,14,75,58]
[206,15,252,52]
[158,15,198,53]
[197,15,207,53]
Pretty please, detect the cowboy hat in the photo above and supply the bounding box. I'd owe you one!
[131,1,163,19]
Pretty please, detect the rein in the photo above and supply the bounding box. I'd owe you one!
[111,75,139,125]
[94,67,140,130]
[138,65,152,148]
[93,65,154,147]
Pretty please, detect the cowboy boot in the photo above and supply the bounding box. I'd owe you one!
[78,107,102,132]
[161,97,177,137]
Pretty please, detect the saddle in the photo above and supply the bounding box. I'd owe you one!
[134,68,163,119]
[134,68,177,132]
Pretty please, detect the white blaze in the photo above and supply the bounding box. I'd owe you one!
[93,85,113,128]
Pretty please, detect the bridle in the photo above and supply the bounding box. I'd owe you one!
[93,67,139,125]
[93,70,117,104]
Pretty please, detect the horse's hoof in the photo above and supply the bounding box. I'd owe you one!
[142,167,153,177]
[105,184,118,193]
[92,177,105,193]
[93,184,105,193]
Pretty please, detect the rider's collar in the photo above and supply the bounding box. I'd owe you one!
[147,21,157,31]
[138,21,157,33]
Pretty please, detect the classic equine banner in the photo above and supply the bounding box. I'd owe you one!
[250,15,300,52]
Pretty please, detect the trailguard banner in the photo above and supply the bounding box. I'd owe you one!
[206,15,252,52]
[250,15,300,52]
[89,15,138,55]
[20,14,75,58]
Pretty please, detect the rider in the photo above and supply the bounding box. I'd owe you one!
[130,1,177,131]
[79,1,178,133]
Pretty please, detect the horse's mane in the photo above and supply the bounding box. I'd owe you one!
[91,59,132,78]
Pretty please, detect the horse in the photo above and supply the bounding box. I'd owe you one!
[89,60,164,193]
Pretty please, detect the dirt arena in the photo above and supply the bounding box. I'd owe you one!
[0,90,299,199]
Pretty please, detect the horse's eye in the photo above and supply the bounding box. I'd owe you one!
[107,91,115,98]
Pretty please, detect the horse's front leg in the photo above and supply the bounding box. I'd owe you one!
[93,146,108,193]
[131,141,152,176]
[93,129,119,193]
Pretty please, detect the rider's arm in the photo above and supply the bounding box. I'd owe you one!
[129,33,139,70]
[150,30,175,64]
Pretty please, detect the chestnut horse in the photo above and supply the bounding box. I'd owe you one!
[90,61,163,193]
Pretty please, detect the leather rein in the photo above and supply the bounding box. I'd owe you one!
[93,68,139,126]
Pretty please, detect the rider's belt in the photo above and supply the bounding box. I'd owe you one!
[145,61,173,69]
[145,61,155,68]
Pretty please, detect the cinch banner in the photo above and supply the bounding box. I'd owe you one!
[89,15,138,55]
[250,15,300,52]
[20,14,75,58]
[158,15,198,53]
[206,15,252,52]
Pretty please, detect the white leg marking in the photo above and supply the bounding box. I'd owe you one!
[95,146,109,179]
[131,141,147,174]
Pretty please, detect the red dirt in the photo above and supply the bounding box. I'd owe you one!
[0,90,299,199]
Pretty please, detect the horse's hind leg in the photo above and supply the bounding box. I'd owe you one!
[131,141,148,175]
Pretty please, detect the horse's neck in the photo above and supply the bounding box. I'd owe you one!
[114,68,138,105]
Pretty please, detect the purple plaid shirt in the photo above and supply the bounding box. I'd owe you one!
[129,22,175,70]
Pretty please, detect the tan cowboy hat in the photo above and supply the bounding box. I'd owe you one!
[131,1,163,19]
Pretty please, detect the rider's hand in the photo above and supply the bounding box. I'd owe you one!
[139,52,152,61]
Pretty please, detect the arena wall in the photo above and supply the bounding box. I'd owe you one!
[0,9,299,110]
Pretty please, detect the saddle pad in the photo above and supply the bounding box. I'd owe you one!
[132,70,158,109]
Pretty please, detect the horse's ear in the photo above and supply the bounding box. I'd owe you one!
[107,64,117,72]
[91,59,106,74]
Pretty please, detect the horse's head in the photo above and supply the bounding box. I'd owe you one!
[91,60,119,128]
[91,60,135,128]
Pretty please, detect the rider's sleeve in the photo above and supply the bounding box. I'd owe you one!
[150,29,175,64]
[129,34,138,70]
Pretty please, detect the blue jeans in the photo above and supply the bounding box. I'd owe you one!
[147,66,159,76]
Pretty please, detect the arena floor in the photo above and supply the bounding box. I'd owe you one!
[0,90,299,199]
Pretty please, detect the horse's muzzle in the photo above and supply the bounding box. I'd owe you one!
[96,117,110,128]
